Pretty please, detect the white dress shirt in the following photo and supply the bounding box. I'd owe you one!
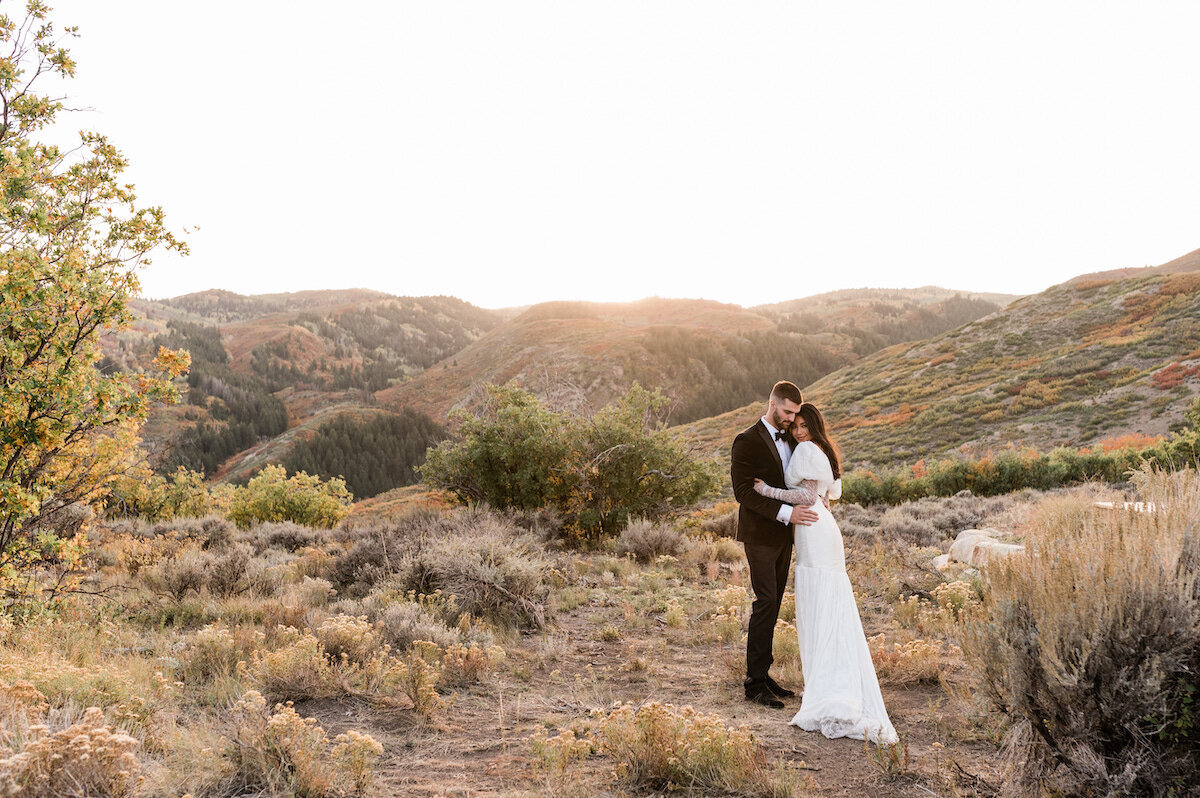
[761,417,794,524]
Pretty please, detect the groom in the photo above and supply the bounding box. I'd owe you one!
[731,380,819,708]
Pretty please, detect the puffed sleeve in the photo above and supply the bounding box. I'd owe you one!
[828,478,842,501]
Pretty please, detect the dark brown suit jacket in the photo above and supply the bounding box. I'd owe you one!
[731,420,793,545]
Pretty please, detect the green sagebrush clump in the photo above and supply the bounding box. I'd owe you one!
[961,465,1200,797]
[420,382,718,540]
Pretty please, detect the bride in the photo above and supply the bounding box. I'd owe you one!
[754,402,897,745]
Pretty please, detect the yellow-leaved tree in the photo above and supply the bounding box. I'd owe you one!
[0,2,188,610]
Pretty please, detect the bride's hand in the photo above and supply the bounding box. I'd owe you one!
[753,478,764,486]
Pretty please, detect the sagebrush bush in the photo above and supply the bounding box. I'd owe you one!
[281,576,336,609]
[376,600,460,651]
[509,506,566,542]
[329,513,436,597]
[963,467,1200,797]
[238,520,324,553]
[878,508,940,546]
[679,533,743,581]
[616,518,683,561]
[128,514,236,549]
[141,544,208,602]
[397,512,551,629]
[139,540,271,602]
[205,542,254,597]
[831,501,880,538]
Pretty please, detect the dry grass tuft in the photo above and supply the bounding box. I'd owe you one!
[869,635,960,686]
[616,518,684,561]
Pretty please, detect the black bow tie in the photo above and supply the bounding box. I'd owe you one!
[774,430,788,441]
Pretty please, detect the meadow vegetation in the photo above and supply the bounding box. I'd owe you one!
[8,434,1199,796]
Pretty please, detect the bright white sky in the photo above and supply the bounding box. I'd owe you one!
[43,1,1200,309]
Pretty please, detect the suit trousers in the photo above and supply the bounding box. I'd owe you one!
[743,538,793,691]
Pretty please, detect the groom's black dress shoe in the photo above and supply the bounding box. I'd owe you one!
[765,676,796,698]
[744,688,785,709]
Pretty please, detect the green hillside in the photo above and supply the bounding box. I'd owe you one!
[678,265,1200,470]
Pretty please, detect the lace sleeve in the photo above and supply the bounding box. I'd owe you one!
[753,479,819,506]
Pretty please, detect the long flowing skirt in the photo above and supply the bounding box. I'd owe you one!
[790,504,898,744]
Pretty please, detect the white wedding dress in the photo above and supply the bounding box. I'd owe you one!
[757,440,898,745]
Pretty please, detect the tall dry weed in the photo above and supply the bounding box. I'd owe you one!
[962,467,1200,797]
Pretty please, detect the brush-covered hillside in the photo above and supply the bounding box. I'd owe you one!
[377,291,1012,424]
[104,290,505,484]
[108,287,1007,497]
[679,254,1200,469]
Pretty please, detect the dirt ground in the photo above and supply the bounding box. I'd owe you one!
[298,571,1002,798]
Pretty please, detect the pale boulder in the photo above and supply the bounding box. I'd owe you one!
[947,528,1025,568]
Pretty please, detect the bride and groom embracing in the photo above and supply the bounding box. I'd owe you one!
[731,380,897,745]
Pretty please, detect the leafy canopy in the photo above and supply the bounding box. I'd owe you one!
[0,2,187,598]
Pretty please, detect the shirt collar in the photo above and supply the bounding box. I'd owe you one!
[761,416,783,438]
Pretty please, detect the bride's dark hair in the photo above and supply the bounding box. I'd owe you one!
[799,403,841,479]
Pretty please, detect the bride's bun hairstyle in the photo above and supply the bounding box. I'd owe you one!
[799,403,842,479]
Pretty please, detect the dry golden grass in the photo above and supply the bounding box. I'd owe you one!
[0,493,1065,796]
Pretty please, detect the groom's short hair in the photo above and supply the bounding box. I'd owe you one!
[770,380,803,405]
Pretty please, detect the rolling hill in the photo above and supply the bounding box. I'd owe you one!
[678,253,1200,469]
[105,290,505,483]
[376,291,1014,424]
[109,286,1009,498]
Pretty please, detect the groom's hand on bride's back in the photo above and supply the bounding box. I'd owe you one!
[790,505,819,526]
